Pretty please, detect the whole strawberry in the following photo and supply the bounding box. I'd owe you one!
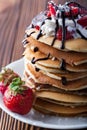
[3,77,34,115]
[0,68,18,94]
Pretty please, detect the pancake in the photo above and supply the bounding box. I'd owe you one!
[33,105,87,116]
[25,63,87,91]
[39,98,87,107]
[26,36,87,65]
[25,28,87,52]
[25,59,87,81]
[24,48,87,72]
[24,71,87,96]
[36,91,87,104]
[33,98,87,116]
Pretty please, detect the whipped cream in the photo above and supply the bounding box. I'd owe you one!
[41,18,56,36]
[26,1,87,40]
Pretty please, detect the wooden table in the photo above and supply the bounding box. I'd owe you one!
[0,0,87,130]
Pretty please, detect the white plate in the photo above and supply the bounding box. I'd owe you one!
[0,58,87,129]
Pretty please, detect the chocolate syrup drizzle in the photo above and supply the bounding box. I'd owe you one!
[22,39,29,45]
[76,29,87,40]
[31,53,50,64]
[35,67,40,72]
[36,21,45,40]
[33,47,39,52]
[61,10,66,49]
[60,59,66,70]
[26,31,35,37]
[62,77,67,85]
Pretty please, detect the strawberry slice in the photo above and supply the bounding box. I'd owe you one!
[65,7,79,17]
[56,27,73,40]
[48,3,56,16]
[0,68,18,95]
[71,7,79,16]
[35,25,40,30]
[77,16,87,27]
[0,82,8,95]
[3,77,34,115]
[47,11,51,17]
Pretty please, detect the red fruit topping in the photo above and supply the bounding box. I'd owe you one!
[3,77,34,115]
[77,16,87,27]
[47,11,51,17]
[48,4,56,16]
[65,7,79,17]
[0,82,7,94]
[35,25,40,30]
[0,68,18,95]
[56,27,73,40]
[79,8,87,15]
[71,7,79,16]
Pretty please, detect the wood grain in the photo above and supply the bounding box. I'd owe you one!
[0,0,87,130]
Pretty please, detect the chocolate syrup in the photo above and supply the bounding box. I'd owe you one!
[26,31,35,37]
[34,47,39,52]
[66,1,82,8]
[60,59,66,70]
[70,8,76,27]
[35,67,40,72]
[22,39,29,45]
[60,10,66,49]
[76,29,87,40]
[62,77,67,85]
[51,37,56,46]
[31,53,50,64]
[36,21,45,40]
[36,30,42,40]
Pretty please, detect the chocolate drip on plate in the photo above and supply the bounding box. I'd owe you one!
[31,53,50,64]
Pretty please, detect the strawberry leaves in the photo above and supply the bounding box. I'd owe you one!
[10,77,26,94]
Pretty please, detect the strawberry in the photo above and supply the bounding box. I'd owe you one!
[47,11,51,17]
[0,68,18,94]
[65,7,79,17]
[3,77,34,115]
[71,7,79,16]
[48,3,56,16]
[35,25,40,30]
[0,82,8,95]
[56,27,73,40]
[77,16,87,27]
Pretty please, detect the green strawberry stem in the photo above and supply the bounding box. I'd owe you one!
[10,77,27,94]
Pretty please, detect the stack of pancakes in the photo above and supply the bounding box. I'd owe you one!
[23,28,87,116]
[23,2,87,116]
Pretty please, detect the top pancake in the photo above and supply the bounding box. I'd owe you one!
[26,37,87,65]
[25,28,87,52]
